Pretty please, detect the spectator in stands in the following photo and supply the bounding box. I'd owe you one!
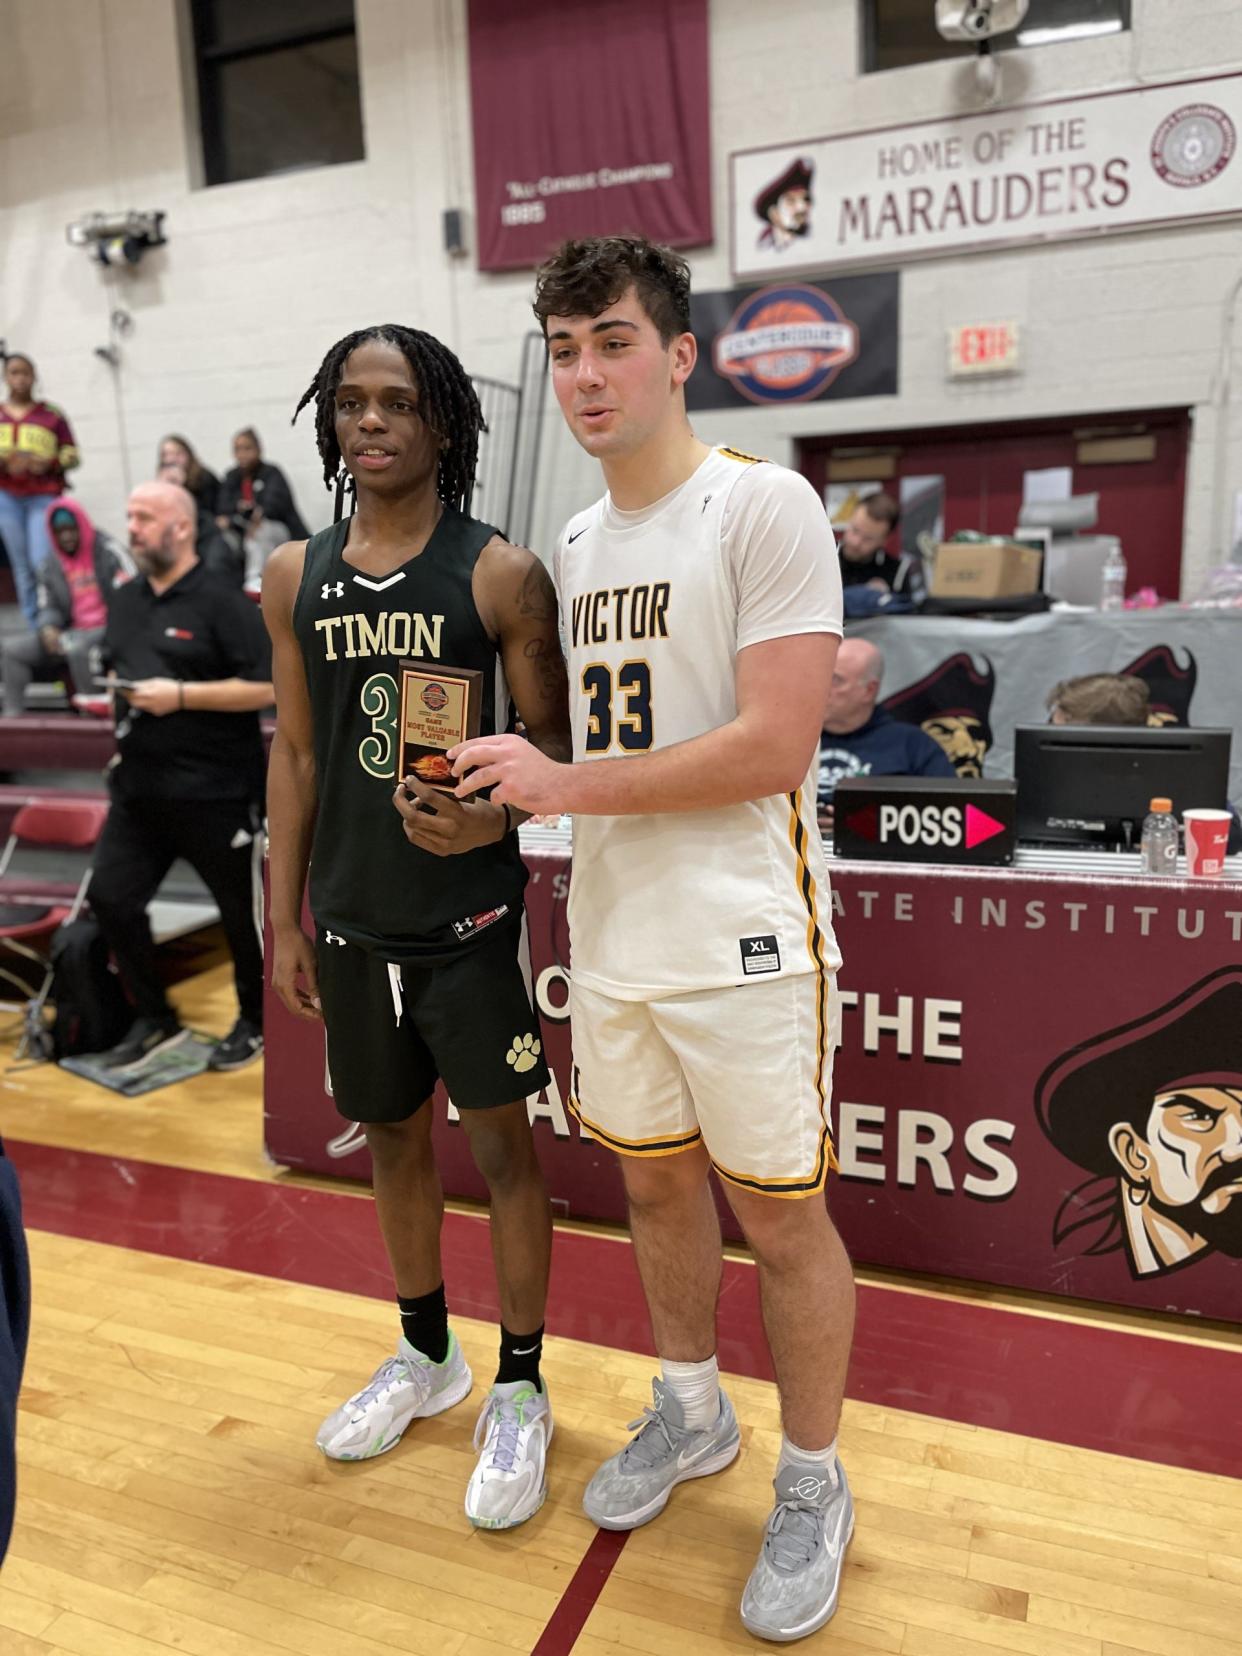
[1047,672,1242,853]
[0,354,80,626]
[2,499,134,715]
[1047,673,1149,725]
[217,427,309,544]
[818,637,955,827]
[89,481,273,1075]
[158,456,240,585]
[157,435,219,521]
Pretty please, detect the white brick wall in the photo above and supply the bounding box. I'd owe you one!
[2,0,1240,593]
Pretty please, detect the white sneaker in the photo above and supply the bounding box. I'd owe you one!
[316,1330,473,1461]
[465,1380,553,1529]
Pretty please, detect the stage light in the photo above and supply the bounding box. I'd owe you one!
[934,0,1029,40]
[66,211,167,268]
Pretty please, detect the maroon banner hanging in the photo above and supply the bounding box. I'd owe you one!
[467,0,712,272]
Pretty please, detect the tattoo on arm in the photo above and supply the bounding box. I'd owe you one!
[524,635,567,704]
[517,558,556,621]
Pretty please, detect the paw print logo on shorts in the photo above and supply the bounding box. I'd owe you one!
[506,1033,542,1074]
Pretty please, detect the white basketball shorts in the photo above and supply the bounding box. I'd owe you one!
[567,971,840,1198]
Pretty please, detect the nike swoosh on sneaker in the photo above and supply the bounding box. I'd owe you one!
[676,1437,722,1471]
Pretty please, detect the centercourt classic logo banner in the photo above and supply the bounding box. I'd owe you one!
[687,273,899,412]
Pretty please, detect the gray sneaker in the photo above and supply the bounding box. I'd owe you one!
[315,1330,473,1460]
[583,1377,740,1531]
[740,1457,854,1643]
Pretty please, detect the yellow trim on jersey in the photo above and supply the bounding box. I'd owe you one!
[785,794,840,1177]
[717,445,768,466]
[616,656,654,751]
[710,1145,832,1199]
[580,658,611,750]
[566,1091,703,1158]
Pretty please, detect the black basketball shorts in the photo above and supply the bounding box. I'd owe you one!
[314,914,550,1123]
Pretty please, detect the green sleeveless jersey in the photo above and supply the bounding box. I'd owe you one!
[292,509,526,957]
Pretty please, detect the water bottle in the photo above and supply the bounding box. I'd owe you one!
[1099,543,1127,610]
[1140,797,1178,876]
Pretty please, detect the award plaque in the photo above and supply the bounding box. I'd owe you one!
[396,660,483,793]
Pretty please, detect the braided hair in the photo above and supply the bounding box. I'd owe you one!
[293,325,485,514]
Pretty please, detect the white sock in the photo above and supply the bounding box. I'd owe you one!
[778,1432,839,1486]
[659,1355,720,1432]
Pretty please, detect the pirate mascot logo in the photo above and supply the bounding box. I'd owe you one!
[1120,643,1198,728]
[882,652,996,778]
[1037,967,1242,1279]
[754,156,815,253]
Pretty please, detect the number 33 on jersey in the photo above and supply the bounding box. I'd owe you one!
[552,444,846,1003]
[555,445,835,770]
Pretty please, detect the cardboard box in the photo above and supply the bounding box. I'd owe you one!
[928,540,1043,600]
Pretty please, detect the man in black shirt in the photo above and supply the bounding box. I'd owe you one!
[837,491,903,589]
[89,481,273,1073]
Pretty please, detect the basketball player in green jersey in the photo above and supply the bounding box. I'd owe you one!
[263,325,570,1529]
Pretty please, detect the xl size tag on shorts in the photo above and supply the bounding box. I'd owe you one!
[740,934,781,975]
[452,904,510,941]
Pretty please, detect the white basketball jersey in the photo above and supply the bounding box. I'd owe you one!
[553,445,844,1001]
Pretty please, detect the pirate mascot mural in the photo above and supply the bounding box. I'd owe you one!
[1037,967,1242,1279]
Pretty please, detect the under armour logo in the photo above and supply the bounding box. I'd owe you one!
[321,582,344,599]
[325,931,346,946]
[791,1475,828,1501]
[702,493,713,513]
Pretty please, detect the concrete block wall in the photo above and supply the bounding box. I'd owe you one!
[1,0,1240,591]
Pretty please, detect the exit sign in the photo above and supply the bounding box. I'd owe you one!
[949,322,1020,377]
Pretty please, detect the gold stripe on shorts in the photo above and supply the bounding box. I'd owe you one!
[784,794,839,1178]
[567,1075,703,1158]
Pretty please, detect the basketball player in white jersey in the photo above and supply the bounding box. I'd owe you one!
[450,236,853,1642]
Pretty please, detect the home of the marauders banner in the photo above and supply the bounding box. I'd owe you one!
[467,0,712,271]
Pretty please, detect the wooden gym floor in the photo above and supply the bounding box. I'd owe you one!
[1,956,1241,1656]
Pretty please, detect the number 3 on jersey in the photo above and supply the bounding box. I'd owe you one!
[359,672,398,777]
[582,660,653,753]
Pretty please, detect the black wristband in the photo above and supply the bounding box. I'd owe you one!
[178,680,185,711]
[502,803,514,836]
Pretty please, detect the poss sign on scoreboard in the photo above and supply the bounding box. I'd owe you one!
[833,777,1016,865]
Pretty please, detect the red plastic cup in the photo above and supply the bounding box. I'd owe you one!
[1183,809,1232,878]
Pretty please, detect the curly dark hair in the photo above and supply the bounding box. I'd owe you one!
[532,236,691,345]
[293,324,485,513]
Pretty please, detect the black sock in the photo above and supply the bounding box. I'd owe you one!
[397,1284,449,1363]
[496,1323,544,1389]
